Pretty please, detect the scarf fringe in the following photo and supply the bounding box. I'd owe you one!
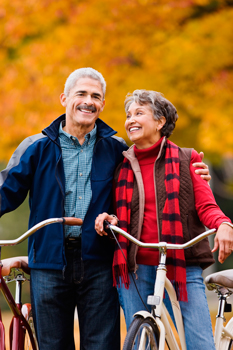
[174,281,188,302]
[113,264,130,289]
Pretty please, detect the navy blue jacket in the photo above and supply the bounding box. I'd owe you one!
[0,114,128,270]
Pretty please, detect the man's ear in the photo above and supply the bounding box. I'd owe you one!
[100,99,106,113]
[60,93,67,107]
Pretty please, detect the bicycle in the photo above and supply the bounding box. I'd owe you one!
[205,269,233,350]
[0,217,82,350]
[105,222,233,350]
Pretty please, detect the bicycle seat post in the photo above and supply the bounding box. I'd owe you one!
[15,274,24,305]
[217,293,227,321]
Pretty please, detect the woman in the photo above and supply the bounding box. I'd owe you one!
[95,90,233,350]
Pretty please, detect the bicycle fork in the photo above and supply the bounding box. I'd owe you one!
[136,250,187,350]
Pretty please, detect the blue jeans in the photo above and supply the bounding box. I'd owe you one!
[30,246,120,350]
[118,265,216,350]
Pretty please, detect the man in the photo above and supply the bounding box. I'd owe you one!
[0,68,212,350]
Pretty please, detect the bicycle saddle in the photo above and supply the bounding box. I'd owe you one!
[1,256,30,276]
[205,269,233,291]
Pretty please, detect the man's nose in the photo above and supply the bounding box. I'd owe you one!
[84,95,93,104]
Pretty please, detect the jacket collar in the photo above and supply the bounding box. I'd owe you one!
[42,114,117,142]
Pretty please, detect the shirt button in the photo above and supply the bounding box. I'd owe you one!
[80,173,83,176]
[81,149,83,153]
[79,196,82,199]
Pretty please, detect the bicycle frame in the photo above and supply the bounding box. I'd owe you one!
[215,296,233,349]
[108,224,217,350]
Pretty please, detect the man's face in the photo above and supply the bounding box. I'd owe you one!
[60,77,105,134]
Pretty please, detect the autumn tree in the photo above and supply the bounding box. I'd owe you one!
[0,0,233,162]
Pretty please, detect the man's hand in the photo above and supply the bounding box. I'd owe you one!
[95,212,118,236]
[212,223,233,263]
[192,151,211,182]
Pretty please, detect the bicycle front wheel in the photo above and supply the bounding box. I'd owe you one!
[22,304,38,350]
[123,316,159,350]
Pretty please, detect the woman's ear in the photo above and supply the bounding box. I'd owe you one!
[157,116,166,131]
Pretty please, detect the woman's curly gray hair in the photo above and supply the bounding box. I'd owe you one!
[124,90,178,138]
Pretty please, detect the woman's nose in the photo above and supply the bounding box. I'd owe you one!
[129,117,136,124]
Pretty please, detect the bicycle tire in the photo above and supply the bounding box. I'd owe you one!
[0,321,5,350]
[123,316,159,350]
[22,304,38,350]
[228,340,233,350]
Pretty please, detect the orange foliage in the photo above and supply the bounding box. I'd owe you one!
[0,0,233,161]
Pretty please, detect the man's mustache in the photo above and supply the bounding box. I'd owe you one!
[76,105,97,112]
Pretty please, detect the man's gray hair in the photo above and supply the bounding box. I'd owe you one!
[124,89,178,138]
[64,68,106,98]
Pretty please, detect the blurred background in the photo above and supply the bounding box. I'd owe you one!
[0,0,233,315]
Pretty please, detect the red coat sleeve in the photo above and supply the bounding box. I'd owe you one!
[189,150,231,229]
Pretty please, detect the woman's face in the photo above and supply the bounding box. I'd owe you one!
[125,102,165,149]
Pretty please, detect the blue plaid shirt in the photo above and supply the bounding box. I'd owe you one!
[59,121,97,237]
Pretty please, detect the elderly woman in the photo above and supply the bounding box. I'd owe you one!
[95,90,233,350]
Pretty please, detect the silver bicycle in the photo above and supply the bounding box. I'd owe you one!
[107,223,233,350]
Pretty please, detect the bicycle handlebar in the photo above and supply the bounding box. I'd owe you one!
[0,217,83,246]
[104,221,216,250]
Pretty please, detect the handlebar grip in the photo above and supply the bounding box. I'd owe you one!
[103,220,113,236]
[62,217,83,226]
[103,219,110,229]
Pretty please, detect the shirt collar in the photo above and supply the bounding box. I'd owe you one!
[59,121,97,145]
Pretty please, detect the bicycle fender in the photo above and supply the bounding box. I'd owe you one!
[133,310,156,322]
[133,311,166,349]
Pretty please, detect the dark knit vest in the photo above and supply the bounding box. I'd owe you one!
[155,146,214,269]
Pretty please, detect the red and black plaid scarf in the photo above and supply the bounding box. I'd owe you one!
[113,140,188,302]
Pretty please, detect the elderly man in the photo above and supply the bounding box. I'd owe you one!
[0,68,211,350]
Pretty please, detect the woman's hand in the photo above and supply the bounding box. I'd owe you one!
[212,223,233,263]
[192,151,211,182]
[95,212,118,236]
